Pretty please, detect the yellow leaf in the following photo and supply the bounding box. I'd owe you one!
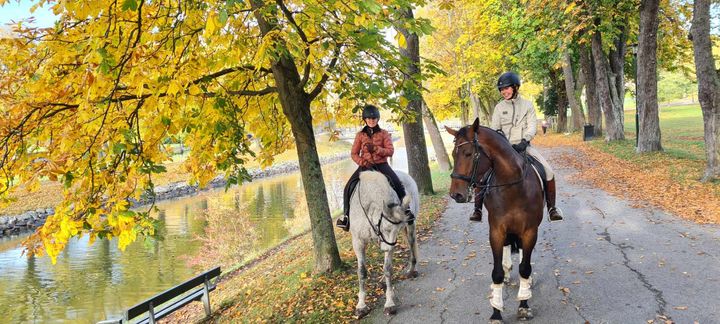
[188,84,202,95]
[396,32,406,48]
[167,81,181,96]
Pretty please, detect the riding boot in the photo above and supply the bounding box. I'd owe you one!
[469,188,485,222]
[545,179,564,222]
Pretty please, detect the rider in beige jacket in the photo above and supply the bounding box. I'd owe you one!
[472,72,564,222]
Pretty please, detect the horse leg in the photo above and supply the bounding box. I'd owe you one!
[502,245,512,284]
[403,224,419,278]
[516,231,538,321]
[383,249,398,315]
[489,230,506,322]
[353,239,371,319]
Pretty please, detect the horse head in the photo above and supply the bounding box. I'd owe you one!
[446,118,493,203]
[354,171,413,251]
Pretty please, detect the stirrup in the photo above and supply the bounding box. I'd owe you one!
[336,216,350,231]
[405,209,415,225]
[548,207,564,222]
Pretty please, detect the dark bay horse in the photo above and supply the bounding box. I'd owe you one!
[446,118,544,323]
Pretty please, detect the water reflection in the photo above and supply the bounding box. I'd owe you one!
[0,159,360,323]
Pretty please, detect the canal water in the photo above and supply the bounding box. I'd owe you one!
[0,150,408,323]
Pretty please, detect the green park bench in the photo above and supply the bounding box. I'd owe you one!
[98,266,221,324]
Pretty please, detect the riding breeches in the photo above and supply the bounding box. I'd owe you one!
[526,146,554,181]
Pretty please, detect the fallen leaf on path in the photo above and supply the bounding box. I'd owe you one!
[673,306,688,310]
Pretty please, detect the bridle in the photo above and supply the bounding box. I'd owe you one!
[450,132,489,189]
[354,181,404,246]
[451,130,527,194]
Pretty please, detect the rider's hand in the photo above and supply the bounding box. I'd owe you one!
[512,139,528,152]
[365,143,376,153]
[360,159,373,168]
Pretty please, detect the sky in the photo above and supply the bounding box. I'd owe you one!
[0,0,56,28]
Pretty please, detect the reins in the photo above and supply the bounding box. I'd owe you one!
[354,179,403,246]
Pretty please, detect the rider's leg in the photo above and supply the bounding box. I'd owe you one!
[526,147,564,222]
[545,178,564,221]
[375,163,414,223]
[338,167,362,231]
[470,187,485,222]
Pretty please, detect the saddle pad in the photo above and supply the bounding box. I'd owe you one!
[526,155,546,192]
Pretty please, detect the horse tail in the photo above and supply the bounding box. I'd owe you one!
[505,234,521,254]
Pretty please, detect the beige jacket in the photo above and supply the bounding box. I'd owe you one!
[490,95,537,144]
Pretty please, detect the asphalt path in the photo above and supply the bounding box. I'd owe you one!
[365,146,720,324]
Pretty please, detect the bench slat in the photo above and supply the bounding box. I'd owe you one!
[135,285,215,324]
[126,266,221,320]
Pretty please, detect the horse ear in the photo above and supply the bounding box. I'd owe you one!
[444,125,458,136]
[472,118,480,132]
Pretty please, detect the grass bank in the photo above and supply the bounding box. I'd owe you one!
[166,168,451,323]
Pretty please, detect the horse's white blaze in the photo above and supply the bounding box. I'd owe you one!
[490,283,504,311]
[517,276,532,300]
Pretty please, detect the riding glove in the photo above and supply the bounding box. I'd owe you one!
[512,139,529,152]
[365,143,376,152]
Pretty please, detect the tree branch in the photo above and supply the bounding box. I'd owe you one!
[308,44,342,100]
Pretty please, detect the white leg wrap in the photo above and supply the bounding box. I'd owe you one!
[518,248,523,264]
[517,276,532,300]
[502,245,512,270]
[490,283,504,311]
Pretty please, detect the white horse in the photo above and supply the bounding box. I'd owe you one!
[349,170,419,318]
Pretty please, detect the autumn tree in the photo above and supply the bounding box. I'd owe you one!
[636,0,662,152]
[0,0,434,271]
[690,0,720,181]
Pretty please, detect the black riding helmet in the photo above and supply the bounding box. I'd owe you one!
[497,71,521,90]
[362,104,380,119]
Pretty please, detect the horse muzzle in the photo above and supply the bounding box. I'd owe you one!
[450,192,469,203]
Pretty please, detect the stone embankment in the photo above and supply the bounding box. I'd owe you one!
[0,153,349,236]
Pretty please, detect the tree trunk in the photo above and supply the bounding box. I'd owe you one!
[562,50,584,131]
[637,0,663,152]
[459,87,469,126]
[251,0,341,272]
[468,83,483,123]
[422,100,451,170]
[580,44,602,136]
[691,0,720,181]
[609,22,628,112]
[397,8,433,194]
[551,69,568,133]
[592,25,625,141]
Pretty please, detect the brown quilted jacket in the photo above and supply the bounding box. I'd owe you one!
[351,125,394,166]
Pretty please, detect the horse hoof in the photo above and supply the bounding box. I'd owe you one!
[355,307,371,319]
[384,305,398,315]
[406,270,419,278]
[517,307,534,321]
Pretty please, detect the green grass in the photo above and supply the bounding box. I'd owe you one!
[621,104,706,161]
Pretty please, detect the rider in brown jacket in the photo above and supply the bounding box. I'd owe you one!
[336,105,414,231]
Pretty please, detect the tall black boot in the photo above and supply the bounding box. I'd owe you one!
[470,187,485,222]
[545,179,564,222]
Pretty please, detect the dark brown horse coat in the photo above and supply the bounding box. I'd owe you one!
[447,118,544,321]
